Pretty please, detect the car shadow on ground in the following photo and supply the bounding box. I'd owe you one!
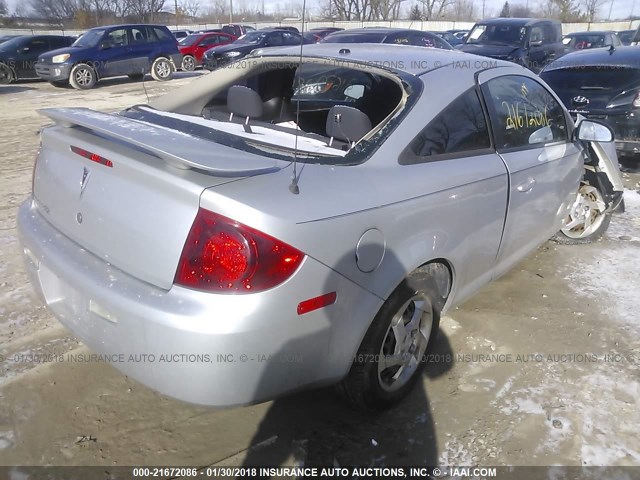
[240,334,454,467]
[0,85,36,94]
[89,71,205,89]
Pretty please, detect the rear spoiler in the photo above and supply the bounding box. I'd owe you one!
[38,107,284,177]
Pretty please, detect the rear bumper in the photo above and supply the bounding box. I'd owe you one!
[17,198,381,406]
[35,62,71,81]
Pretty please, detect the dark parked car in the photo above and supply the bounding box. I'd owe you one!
[0,35,19,45]
[303,27,344,43]
[562,31,621,52]
[541,46,640,160]
[170,29,193,40]
[429,31,462,46]
[203,28,307,70]
[459,18,564,73]
[618,29,635,45]
[322,28,452,49]
[35,24,181,90]
[0,35,75,84]
[178,31,236,71]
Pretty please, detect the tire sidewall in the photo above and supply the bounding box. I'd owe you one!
[350,274,442,410]
[182,55,196,71]
[0,63,14,84]
[69,63,97,90]
[151,57,174,81]
[554,183,612,245]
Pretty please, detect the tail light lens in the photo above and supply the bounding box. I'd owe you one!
[175,208,305,293]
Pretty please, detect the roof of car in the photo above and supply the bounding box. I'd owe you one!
[477,17,558,26]
[543,45,640,71]
[327,27,418,35]
[87,24,169,30]
[565,30,614,35]
[257,42,512,75]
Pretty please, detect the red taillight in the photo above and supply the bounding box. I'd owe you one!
[70,146,113,167]
[175,208,305,293]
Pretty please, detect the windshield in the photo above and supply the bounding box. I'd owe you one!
[0,36,27,52]
[323,33,387,43]
[179,34,202,46]
[235,32,266,44]
[466,24,527,46]
[72,29,105,48]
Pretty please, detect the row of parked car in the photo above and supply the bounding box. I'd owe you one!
[1,20,639,161]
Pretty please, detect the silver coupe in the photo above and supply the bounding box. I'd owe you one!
[18,44,622,409]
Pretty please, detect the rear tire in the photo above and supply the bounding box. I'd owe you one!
[337,266,443,411]
[181,55,196,71]
[552,183,611,245]
[151,57,174,81]
[69,63,97,90]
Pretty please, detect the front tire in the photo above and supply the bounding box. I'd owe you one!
[151,57,174,81]
[69,63,97,90]
[181,55,196,71]
[553,183,611,245]
[0,64,14,84]
[337,266,443,410]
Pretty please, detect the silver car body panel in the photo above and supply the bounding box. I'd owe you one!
[18,45,587,405]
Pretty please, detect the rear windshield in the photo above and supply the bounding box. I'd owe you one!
[466,24,527,47]
[564,34,606,48]
[323,33,387,43]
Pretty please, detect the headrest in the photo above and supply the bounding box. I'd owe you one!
[326,105,371,144]
[227,85,263,119]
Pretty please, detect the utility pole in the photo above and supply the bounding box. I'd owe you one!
[230,0,233,23]
[482,0,486,17]
[174,0,179,28]
[607,0,614,19]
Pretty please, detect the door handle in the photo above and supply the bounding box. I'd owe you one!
[517,178,536,193]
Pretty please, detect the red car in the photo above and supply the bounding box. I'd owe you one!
[179,32,236,71]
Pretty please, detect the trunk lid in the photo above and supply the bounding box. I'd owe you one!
[33,108,286,290]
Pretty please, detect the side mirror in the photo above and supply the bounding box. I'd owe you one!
[575,119,614,142]
[19,46,30,53]
[529,40,543,47]
[344,84,365,100]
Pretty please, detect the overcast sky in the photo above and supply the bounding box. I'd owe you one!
[4,0,638,22]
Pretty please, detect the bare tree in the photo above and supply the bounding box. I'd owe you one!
[582,0,604,20]
[371,0,406,20]
[553,0,584,20]
[29,0,78,21]
[203,0,229,22]
[445,0,476,20]
[0,0,8,16]
[510,2,532,16]
[128,0,166,21]
[181,0,200,17]
[417,0,454,19]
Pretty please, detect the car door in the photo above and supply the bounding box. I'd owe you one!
[98,28,133,78]
[398,86,509,302]
[527,24,547,72]
[195,34,222,61]
[126,26,155,74]
[478,70,583,279]
[15,36,50,79]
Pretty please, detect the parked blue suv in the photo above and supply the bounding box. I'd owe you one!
[35,24,182,89]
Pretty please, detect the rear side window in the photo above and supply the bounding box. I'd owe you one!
[403,88,490,162]
[484,75,568,151]
[130,27,148,44]
[153,27,171,41]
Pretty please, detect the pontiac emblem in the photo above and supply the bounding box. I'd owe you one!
[572,95,590,108]
[80,167,90,198]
